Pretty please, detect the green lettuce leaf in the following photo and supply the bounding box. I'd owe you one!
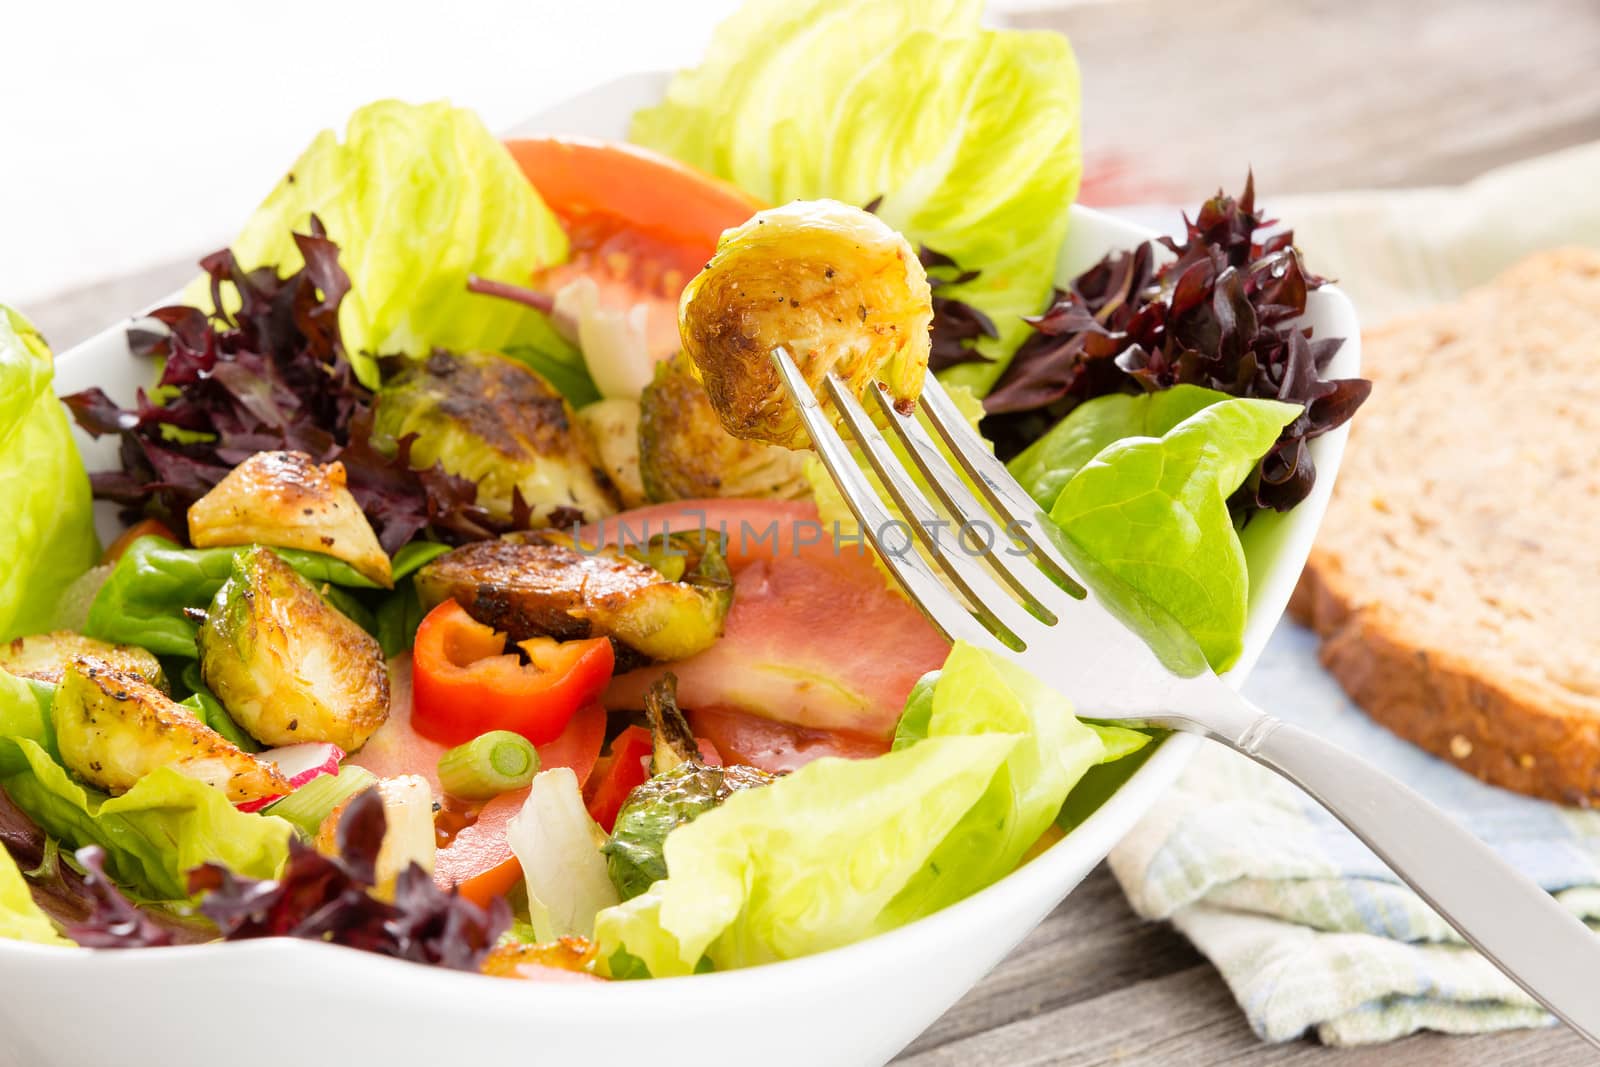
[85,536,382,658]
[0,668,289,901]
[1,674,55,760]
[896,669,1148,766]
[208,100,570,388]
[594,733,1012,977]
[504,335,601,410]
[388,540,452,583]
[632,0,1081,388]
[1,742,290,901]
[0,307,98,642]
[177,683,260,754]
[594,642,1123,977]
[632,0,980,181]
[371,541,454,657]
[1087,721,1154,764]
[879,642,1105,925]
[1009,385,1229,511]
[0,847,70,947]
[1046,397,1301,671]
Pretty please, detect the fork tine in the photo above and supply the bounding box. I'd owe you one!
[918,375,1086,596]
[864,383,1069,622]
[770,348,1000,650]
[821,375,1043,649]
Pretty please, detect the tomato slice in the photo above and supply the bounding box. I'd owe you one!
[411,600,614,747]
[436,793,526,908]
[351,673,606,793]
[687,706,888,774]
[603,502,949,740]
[352,658,609,905]
[504,137,764,375]
[506,137,761,283]
[428,703,607,906]
[578,498,846,569]
[534,702,607,787]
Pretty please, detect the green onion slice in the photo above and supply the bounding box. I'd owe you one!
[438,730,540,799]
[265,765,379,838]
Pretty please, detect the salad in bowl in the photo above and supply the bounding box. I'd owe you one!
[0,0,1364,1061]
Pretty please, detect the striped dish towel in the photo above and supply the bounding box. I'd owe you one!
[1108,625,1600,1046]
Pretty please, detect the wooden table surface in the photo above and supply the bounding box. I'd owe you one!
[17,1,1600,1063]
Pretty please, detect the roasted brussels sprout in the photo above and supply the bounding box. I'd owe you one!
[314,776,435,900]
[197,546,390,752]
[0,631,165,690]
[679,199,932,448]
[637,350,811,502]
[642,669,700,774]
[52,657,291,804]
[375,350,619,526]
[575,398,647,509]
[414,533,731,667]
[188,451,392,587]
[602,676,773,900]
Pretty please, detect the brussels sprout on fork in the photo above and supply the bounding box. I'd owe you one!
[679,198,932,450]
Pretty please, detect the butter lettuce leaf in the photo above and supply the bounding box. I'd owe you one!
[210,100,570,388]
[0,308,98,642]
[880,643,1105,925]
[632,1,1081,389]
[632,0,981,183]
[1046,397,1301,671]
[594,733,1012,977]
[1009,385,1230,512]
[0,668,290,900]
[594,642,1124,977]
[0,847,70,947]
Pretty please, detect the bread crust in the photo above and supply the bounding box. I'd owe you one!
[1292,248,1600,805]
[1292,554,1600,805]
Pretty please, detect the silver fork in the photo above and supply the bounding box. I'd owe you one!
[772,348,1600,1047]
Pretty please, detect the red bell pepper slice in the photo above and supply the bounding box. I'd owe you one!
[584,725,723,833]
[411,599,614,748]
[585,726,654,833]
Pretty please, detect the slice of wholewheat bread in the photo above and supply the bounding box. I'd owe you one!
[1291,247,1600,805]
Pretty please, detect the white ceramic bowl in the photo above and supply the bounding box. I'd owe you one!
[0,74,1361,1067]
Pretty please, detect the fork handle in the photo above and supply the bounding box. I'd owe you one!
[1205,707,1600,1045]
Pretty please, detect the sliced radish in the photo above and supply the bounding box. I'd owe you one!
[236,743,345,812]
[262,742,345,786]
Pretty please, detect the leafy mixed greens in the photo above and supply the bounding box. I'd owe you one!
[0,0,1352,982]
[985,178,1370,512]
[593,643,1115,975]
[86,536,381,657]
[212,100,572,390]
[0,848,69,947]
[62,228,565,552]
[182,788,509,971]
